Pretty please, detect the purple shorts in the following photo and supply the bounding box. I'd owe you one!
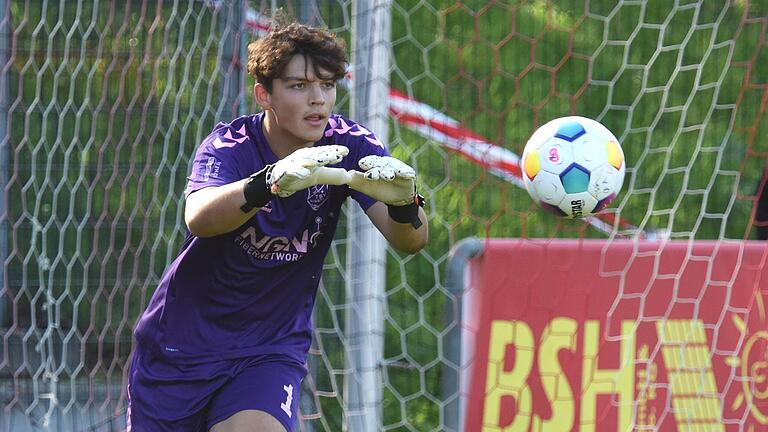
[127,347,306,431]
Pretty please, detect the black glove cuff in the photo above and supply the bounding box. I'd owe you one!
[387,194,425,229]
[240,164,274,213]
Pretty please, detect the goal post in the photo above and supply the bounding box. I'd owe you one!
[216,0,247,120]
[443,237,484,432]
[345,0,391,431]
[0,0,9,330]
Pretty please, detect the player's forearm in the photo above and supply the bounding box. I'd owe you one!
[387,207,428,254]
[184,180,263,237]
[367,203,428,254]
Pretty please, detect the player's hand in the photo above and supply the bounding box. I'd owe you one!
[347,155,417,206]
[268,145,349,197]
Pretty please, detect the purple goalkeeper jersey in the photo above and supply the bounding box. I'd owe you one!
[134,113,388,364]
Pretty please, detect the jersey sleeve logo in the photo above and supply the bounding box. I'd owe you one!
[325,116,384,148]
[202,156,221,181]
[212,125,249,149]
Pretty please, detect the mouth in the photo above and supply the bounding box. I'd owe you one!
[304,114,326,124]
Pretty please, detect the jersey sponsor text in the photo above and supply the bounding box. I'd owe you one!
[235,226,314,262]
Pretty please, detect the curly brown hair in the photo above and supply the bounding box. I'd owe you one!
[247,21,348,92]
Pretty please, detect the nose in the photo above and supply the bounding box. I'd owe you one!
[309,83,325,106]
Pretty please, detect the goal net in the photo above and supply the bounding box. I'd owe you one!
[1,0,766,431]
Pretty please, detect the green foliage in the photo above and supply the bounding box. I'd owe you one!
[5,0,220,376]
[383,0,768,427]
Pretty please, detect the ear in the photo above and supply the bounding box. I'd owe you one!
[254,83,271,109]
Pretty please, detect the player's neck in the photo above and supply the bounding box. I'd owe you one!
[261,112,313,159]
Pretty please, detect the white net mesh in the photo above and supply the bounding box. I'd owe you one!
[1,0,767,431]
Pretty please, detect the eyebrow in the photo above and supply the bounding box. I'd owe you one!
[282,75,335,82]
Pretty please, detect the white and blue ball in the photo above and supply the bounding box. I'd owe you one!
[522,116,625,218]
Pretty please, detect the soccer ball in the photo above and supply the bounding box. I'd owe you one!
[522,116,625,218]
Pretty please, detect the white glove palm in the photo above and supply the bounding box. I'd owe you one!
[268,145,350,197]
[347,155,417,206]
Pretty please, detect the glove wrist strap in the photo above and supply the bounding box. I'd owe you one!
[240,165,274,213]
[387,194,425,229]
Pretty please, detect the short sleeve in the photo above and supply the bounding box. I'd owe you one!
[184,124,251,197]
[323,116,390,212]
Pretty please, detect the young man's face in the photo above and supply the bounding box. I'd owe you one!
[260,55,337,147]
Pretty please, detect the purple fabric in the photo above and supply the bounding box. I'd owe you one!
[127,349,306,431]
[134,113,388,365]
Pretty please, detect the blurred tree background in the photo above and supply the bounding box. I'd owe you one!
[1,0,766,430]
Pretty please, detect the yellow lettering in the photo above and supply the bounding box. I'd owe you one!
[635,344,658,427]
[483,320,534,431]
[580,320,636,432]
[532,317,576,431]
[657,320,724,431]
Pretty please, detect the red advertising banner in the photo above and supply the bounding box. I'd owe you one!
[462,239,768,431]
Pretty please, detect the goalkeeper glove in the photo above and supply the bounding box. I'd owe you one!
[347,155,417,206]
[347,155,425,228]
[268,145,350,198]
[240,145,349,212]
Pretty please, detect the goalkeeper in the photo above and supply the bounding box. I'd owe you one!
[127,18,427,432]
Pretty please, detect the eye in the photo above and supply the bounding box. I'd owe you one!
[321,81,336,89]
[291,82,306,89]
